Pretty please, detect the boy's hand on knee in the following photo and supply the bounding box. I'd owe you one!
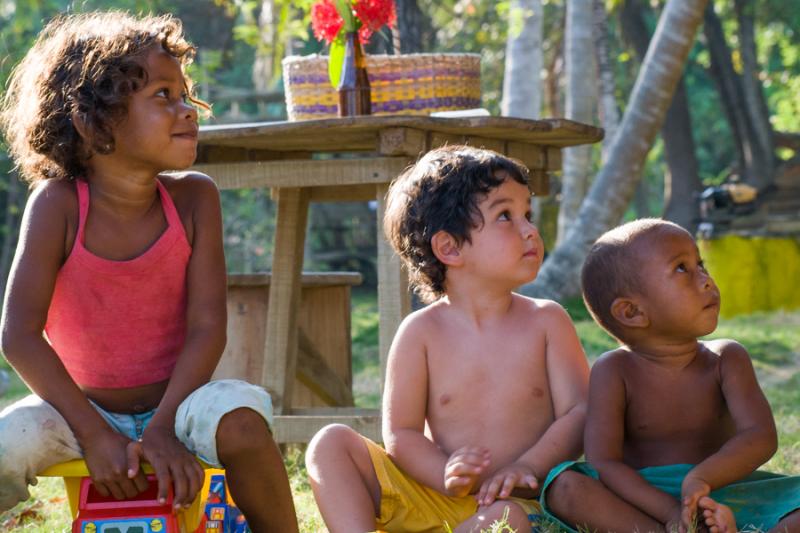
[475,462,538,507]
[680,476,711,532]
[140,424,205,509]
[444,446,490,497]
[83,429,149,501]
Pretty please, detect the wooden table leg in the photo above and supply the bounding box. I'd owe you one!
[263,187,310,414]
[375,184,411,390]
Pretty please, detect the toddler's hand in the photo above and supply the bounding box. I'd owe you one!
[681,475,711,532]
[476,462,538,506]
[444,446,490,497]
[139,424,205,509]
[82,429,148,501]
[664,502,684,533]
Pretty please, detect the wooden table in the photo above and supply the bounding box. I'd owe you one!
[194,115,603,442]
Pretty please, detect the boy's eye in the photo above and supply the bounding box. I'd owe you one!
[525,211,533,222]
[155,88,169,98]
[498,211,511,221]
[676,262,687,273]
[698,259,706,271]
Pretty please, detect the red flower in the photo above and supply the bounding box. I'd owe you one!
[354,0,397,43]
[311,0,344,45]
[311,0,396,45]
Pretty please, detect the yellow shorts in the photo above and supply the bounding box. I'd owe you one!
[362,437,542,533]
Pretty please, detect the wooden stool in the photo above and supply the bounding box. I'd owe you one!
[40,459,244,532]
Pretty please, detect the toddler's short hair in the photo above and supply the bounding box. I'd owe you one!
[0,11,208,184]
[384,145,530,303]
[581,218,688,341]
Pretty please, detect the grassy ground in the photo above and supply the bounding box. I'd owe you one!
[1,292,798,532]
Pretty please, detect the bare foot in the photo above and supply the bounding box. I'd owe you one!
[699,496,737,533]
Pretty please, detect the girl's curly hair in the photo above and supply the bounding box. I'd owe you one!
[383,145,530,303]
[0,11,209,185]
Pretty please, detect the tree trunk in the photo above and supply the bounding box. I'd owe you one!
[557,0,596,245]
[593,0,620,160]
[252,0,276,92]
[395,0,434,53]
[703,5,773,188]
[621,0,702,231]
[500,0,543,119]
[734,0,775,187]
[521,0,708,301]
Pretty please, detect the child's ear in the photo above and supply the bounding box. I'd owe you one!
[610,297,650,328]
[431,230,463,266]
[70,111,90,142]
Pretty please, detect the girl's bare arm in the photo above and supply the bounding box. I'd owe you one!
[140,173,227,505]
[1,181,146,498]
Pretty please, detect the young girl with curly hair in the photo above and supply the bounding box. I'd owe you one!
[0,12,298,531]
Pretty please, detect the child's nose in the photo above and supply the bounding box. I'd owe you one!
[521,219,540,239]
[182,101,198,121]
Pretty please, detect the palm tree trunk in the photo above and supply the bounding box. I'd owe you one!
[594,0,620,160]
[557,0,596,245]
[395,0,433,53]
[501,0,543,119]
[621,0,702,231]
[521,0,709,301]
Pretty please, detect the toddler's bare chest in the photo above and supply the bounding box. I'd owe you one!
[624,368,732,444]
[427,341,551,415]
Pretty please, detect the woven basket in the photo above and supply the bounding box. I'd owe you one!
[282,53,481,121]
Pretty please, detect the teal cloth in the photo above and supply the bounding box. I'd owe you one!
[539,461,800,532]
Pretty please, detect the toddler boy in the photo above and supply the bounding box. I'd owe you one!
[306,146,591,532]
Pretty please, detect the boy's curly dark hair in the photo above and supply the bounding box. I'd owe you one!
[384,145,530,303]
[0,11,209,185]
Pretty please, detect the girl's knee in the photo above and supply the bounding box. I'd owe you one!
[216,407,272,456]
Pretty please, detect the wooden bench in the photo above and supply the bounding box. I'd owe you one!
[214,272,382,442]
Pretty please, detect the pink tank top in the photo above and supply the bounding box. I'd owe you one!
[45,179,192,388]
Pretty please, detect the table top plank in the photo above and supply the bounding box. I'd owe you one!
[198,116,603,155]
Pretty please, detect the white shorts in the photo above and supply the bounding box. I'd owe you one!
[0,379,273,511]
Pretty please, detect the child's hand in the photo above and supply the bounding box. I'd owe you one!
[82,429,149,500]
[681,476,711,532]
[443,446,490,497]
[664,502,684,533]
[138,424,205,509]
[475,462,538,506]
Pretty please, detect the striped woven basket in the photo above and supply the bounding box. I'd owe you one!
[282,53,481,120]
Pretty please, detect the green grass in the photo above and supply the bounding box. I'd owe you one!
[1,306,798,532]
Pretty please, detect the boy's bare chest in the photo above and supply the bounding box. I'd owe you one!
[623,366,734,460]
[426,334,551,415]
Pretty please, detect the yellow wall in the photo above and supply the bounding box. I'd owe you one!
[699,235,800,317]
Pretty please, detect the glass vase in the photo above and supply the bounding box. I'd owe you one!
[337,32,371,117]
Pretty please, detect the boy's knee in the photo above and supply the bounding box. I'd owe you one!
[306,424,361,466]
[548,470,588,511]
[216,407,272,456]
[477,501,530,530]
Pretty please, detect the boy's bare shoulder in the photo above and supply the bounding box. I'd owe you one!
[701,338,748,358]
[397,298,449,337]
[700,339,752,375]
[511,294,575,327]
[591,346,634,375]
